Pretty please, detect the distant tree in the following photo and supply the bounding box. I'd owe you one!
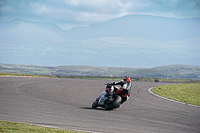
[154,79,159,82]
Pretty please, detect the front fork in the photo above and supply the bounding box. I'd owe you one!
[98,90,106,106]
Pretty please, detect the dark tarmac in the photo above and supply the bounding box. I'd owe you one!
[0,77,200,133]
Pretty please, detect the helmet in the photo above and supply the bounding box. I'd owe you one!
[123,76,130,82]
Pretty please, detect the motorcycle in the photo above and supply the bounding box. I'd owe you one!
[92,83,129,110]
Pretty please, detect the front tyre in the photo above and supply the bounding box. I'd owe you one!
[105,95,122,110]
[92,101,98,108]
[92,97,99,108]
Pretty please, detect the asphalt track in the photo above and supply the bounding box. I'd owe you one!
[0,77,200,133]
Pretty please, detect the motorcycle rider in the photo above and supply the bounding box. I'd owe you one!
[106,76,131,104]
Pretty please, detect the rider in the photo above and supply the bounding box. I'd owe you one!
[106,76,131,104]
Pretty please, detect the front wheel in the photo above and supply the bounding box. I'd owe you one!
[92,101,98,108]
[105,95,122,110]
[92,97,99,108]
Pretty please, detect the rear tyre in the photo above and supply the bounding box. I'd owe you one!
[105,95,122,110]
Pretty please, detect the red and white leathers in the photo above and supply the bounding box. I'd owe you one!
[106,79,132,104]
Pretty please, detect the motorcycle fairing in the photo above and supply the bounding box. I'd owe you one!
[116,87,130,97]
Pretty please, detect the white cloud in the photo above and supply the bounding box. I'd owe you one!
[0,0,200,29]
[65,0,80,6]
[29,2,52,15]
[60,0,133,19]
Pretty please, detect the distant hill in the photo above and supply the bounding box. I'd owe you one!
[0,64,200,79]
[2,16,199,42]
[0,15,200,68]
[67,15,200,41]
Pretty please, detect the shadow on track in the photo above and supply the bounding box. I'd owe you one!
[80,107,116,111]
[80,107,105,110]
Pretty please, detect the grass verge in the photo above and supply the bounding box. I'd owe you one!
[0,120,87,133]
[152,83,200,106]
[0,73,54,78]
[1,72,200,83]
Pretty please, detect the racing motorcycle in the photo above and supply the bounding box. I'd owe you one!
[92,83,128,110]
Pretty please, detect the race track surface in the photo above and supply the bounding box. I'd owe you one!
[0,77,200,133]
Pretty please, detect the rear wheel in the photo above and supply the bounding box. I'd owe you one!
[105,95,122,110]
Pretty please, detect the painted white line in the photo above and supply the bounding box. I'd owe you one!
[148,87,200,108]
[39,125,59,128]
[39,124,100,133]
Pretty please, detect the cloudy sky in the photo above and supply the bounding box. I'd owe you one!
[0,0,200,29]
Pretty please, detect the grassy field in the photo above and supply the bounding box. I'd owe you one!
[152,83,200,106]
[0,72,53,78]
[1,64,200,79]
[0,121,86,133]
[1,72,200,83]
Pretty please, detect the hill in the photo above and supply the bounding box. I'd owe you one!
[0,64,200,79]
[0,15,200,68]
[67,15,200,41]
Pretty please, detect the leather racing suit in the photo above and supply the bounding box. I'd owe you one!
[107,80,131,104]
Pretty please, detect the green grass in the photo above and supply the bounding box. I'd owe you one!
[1,72,200,83]
[152,83,200,106]
[0,120,87,133]
[1,64,200,80]
[0,73,55,78]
